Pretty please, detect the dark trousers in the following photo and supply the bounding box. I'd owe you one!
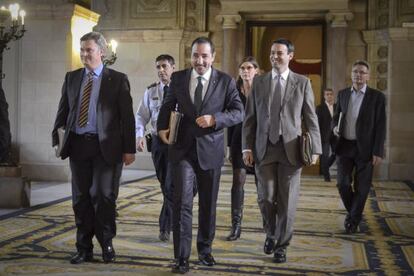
[336,139,373,225]
[171,148,221,259]
[69,133,122,252]
[151,134,173,233]
[320,141,336,180]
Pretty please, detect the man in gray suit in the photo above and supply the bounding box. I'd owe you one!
[242,38,321,263]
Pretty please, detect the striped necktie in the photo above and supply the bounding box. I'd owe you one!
[78,71,94,127]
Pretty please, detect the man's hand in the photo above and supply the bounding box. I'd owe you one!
[372,155,382,166]
[136,137,145,152]
[243,151,254,167]
[311,154,319,165]
[123,153,135,166]
[333,126,340,137]
[158,129,170,144]
[196,115,215,128]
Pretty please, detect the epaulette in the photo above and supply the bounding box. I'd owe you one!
[147,82,159,89]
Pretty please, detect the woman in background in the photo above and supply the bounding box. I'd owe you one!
[227,56,259,241]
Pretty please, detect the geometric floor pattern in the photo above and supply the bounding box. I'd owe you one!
[0,173,413,275]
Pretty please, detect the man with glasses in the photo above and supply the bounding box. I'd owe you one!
[333,60,386,234]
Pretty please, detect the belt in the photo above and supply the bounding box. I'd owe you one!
[75,132,98,140]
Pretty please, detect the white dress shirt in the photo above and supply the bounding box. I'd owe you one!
[190,67,212,103]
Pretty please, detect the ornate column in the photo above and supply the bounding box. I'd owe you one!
[325,11,353,94]
[383,27,414,180]
[215,14,241,77]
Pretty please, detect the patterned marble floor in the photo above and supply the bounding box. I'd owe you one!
[0,173,413,275]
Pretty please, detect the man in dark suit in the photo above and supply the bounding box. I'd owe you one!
[242,38,321,263]
[316,88,337,182]
[52,32,136,264]
[333,60,386,234]
[136,54,176,242]
[157,37,243,274]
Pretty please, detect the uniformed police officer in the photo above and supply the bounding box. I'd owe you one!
[135,54,175,241]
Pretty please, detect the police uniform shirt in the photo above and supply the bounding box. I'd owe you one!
[135,82,167,138]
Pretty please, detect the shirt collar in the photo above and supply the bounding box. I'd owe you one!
[192,67,212,82]
[272,68,290,81]
[85,63,104,77]
[352,84,367,94]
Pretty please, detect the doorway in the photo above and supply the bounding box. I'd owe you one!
[246,22,325,175]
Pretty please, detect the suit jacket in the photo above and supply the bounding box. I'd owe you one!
[333,86,386,161]
[52,66,136,164]
[316,102,336,143]
[157,68,244,170]
[242,70,322,166]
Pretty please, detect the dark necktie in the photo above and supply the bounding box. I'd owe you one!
[163,85,169,100]
[269,75,282,144]
[78,71,94,127]
[194,76,203,113]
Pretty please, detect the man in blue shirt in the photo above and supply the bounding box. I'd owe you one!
[52,32,136,264]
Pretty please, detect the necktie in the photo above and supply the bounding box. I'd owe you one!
[78,71,94,128]
[269,75,282,144]
[163,85,169,101]
[194,76,203,113]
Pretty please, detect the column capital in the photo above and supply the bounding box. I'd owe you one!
[215,14,242,29]
[325,11,353,27]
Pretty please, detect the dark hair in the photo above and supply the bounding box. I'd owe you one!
[272,38,294,53]
[80,32,107,54]
[156,54,175,65]
[236,56,260,91]
[352,60,370,71]
[191,36,215,54]
[238,56,259,69]
[324,88,334,93]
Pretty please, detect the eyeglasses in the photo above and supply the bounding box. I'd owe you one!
[352,70,369,75]
[240,66,255,71]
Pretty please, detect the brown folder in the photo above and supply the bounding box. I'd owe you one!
[168,110,183,144]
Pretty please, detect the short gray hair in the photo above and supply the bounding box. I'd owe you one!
[80,31,107,55]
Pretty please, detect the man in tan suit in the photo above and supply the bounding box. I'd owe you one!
[242,38,321,263]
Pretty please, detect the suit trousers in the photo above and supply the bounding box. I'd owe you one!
[69,133,122,252]
[336,139,373,225]
[171,146,221,259]
[320,141,335,179]
[151,134,173,233]
[255,138,302,249]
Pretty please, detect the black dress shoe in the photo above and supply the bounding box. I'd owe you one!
[198,253,216,266]
[159,231,170,242]
[264,238,276,255]
[172,258,189,274]
[345,222,358,234]
[273,247,287,263]
[102,245,116,263]
[70,251,93,264]
[226,224,241,241]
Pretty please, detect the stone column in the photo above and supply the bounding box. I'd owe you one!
[325,11,353,94]
[215,14,241,78]
[384,27,414,180]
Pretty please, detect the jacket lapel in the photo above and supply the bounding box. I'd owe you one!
[262,72,272,112]
[201,68,218,108]
[180,69,197,117]
[282,72,297,108]
[357,86,372,123]
[342,88,352,116]
[98,67,110,108]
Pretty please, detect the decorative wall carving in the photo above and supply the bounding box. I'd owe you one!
[130,0,172,18]
[377,46,388,58]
